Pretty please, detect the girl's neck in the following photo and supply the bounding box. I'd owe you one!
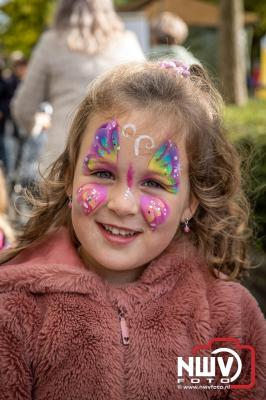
[78,247,147,286]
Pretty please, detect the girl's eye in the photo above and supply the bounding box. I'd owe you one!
[92,170,115,180]
[142,180,164,189]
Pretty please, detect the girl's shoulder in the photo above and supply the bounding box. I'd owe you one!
[0,227,83,288]
[0,289,39,346]
[205,271,265,331]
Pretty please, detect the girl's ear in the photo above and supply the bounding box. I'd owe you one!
[181,193,199,222]
[65,173,73,197]
[65,183,73,198]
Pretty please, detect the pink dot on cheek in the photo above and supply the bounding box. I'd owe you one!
[140,195,169,230]
[76,184,108,215]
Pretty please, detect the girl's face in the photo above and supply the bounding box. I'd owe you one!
[70,110,197,276]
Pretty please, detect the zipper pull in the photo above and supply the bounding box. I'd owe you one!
[118,308,129,346]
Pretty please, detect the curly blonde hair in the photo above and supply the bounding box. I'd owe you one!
[0,168,16,246]
[0,168,8,216]
[0,61,251,280]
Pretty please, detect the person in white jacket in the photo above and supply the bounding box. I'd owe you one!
[12,0,145,173]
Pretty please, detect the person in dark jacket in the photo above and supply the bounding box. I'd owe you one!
[0,59,9,171]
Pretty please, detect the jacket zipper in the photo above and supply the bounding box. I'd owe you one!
[117,306,129,399]
[118,307,129,346]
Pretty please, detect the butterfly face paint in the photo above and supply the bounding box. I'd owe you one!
[148,140,180,194]
[140,195,169,231]
[83,120,120,173]
[77,184,107,215]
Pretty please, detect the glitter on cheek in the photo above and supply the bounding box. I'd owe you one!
[76,184,108,215]
[140,195,169,231]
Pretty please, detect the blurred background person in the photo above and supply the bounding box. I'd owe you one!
[12,0,145,173]
[6,51,28,112]
[5,52,28,179]
[0,58,9,172]
[6,51,28,142]
[0,167,16,250]
[149,12,200,66]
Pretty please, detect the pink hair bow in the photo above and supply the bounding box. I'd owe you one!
[158,60,190,78]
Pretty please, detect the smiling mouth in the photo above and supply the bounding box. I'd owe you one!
[99,222,141,237]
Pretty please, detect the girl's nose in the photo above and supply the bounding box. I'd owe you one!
[107,185,139,216]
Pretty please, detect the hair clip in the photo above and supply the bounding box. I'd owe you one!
[158,60,190,78]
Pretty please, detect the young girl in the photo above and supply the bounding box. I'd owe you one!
[0,61,265,399]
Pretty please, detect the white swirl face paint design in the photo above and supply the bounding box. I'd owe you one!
[121,124,136,138]
[121,123,156,157]
[134,135,155,157]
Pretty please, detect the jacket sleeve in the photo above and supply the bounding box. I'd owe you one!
[11,32,50,134]
[0,293,33,399]
[227,285,266,399]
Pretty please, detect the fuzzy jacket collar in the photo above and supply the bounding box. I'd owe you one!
[0,227,209,307]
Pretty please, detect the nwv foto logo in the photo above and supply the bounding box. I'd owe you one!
[177,337,255,389]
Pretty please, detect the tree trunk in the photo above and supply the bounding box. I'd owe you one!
[219,0,248,105]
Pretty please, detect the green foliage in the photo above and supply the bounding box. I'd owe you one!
[114,0,134,5]
[224,99,266,251]
[0,0,135,57]
[244,0,266,37]
[0,0,56,58]
[225,99,266,142]
[203,0,266,37]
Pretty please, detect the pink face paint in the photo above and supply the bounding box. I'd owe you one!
[140,195,169,231]
[127,164,134,188]
[76,184,107,215]
[148,140,180,194]
[83,120,120,173]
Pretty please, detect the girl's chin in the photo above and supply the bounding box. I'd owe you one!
[81,252,148,282]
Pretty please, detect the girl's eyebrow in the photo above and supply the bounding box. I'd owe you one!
[86,157,117,169]
[89,158,171,179]
[143,169,170,179]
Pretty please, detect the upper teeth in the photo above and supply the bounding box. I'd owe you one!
[103,224,136,236]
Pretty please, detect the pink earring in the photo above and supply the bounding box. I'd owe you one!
[184,217,190,233]
[68,195,72,209]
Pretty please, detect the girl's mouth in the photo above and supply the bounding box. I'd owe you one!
[97,222,141,245]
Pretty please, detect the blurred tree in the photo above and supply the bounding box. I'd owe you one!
[243,0,266,62]
[244,0,266,35]
[204,0,266,37]
[0,0,56,58]
[0,0,137,57]
[219,0,248,105]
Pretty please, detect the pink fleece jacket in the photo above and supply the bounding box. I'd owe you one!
[0,227,265,399]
